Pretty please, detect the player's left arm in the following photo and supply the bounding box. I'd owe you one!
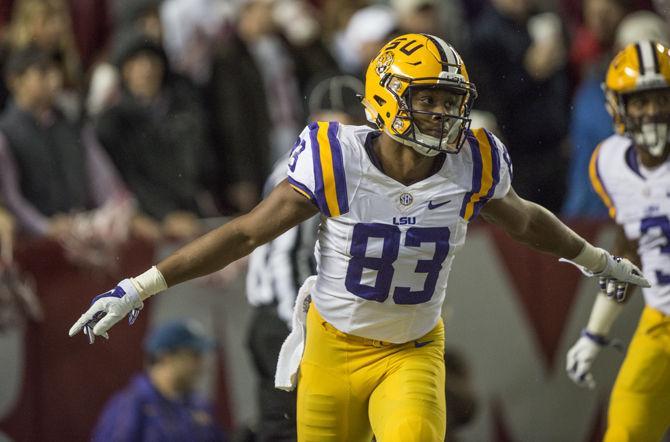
[565,226,640,389]
[480,187,583,258]
[480,186,650,297]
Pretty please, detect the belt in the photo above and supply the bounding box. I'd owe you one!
[321,320,395,348]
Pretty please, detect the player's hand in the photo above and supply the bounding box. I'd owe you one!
[560,249,650,302]
[593,252,649,302]
[68,279,143,343]
[566,332,603,389]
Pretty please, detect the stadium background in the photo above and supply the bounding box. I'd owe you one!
[0,0,666,440]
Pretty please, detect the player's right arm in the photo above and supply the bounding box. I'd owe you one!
[69,180,319,341]
[158,180,318,286]
[566,226,640,388]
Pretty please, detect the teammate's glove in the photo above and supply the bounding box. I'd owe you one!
[68,279,143,343]
[566,330,605,389]
[560,250,650,302]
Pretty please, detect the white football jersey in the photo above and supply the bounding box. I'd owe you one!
[287,122,512,343]
[591,134,670,314]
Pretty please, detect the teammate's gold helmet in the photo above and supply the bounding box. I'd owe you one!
[604,40,670,156]
[362,33,477,155]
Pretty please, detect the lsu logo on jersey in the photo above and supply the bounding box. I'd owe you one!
[393,216,416,225]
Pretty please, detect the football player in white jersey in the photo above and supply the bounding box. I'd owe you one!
[566,40,670,441]
[70,34,649,441]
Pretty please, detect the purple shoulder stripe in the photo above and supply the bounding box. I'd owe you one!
[326,122,349,215]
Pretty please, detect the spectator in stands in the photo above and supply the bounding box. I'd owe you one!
[389,0,469,53]
[272,0,341,95]
[332,4,397,78]
[562,10,670,219]
[568,0,631,82]
[0,46,128,239]
[207,0,307,213]
[114,0,164,42]
[1,0,83,118]
[87,0,165,118]
[160,0,230,85]
[96,31,217,241]
[92,319,225,442]
[469,0,570,213]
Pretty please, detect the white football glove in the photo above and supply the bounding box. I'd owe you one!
[561,250,650,302]
[68,279,143,343]
[566,331,605,389]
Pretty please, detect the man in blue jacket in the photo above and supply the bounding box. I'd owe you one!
[92,320,225,441]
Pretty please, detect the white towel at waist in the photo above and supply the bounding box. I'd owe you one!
[274,275,316,391]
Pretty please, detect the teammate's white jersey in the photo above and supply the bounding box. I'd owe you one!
[591,134,670,314]
[287,122,512,343]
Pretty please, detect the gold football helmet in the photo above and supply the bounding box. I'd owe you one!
[604,40,670,156]
[362,33,477,155]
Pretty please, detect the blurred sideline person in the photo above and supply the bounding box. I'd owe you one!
[71,34,649,441]
[245,74,365,440]
[92,320,225,442]
[566,41,670,441]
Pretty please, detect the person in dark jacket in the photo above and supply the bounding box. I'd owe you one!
[0,46,128,238]
[96,31,217,241]
[469,0,570,213]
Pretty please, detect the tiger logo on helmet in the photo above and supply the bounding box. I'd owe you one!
[361,33,477,156]
[604,40,670,157]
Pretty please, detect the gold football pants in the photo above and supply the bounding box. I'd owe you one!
[605,306,670,442]
[297,305,446,442]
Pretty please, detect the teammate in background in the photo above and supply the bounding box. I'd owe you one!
[244,74,365,441]
[70,34,649,441]
[566,41,670,441]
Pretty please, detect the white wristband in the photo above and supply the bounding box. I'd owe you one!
[571,242,607,273]
[131,266,168,300]
[586,292,625,336]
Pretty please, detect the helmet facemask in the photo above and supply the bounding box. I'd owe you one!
[619,89,670,158]
[387,80,476,156]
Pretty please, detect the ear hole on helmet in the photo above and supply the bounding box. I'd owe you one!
[374,95,386,106]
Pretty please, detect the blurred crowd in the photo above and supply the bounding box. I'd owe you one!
[1,0,670,438]
[0,0,668,254]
